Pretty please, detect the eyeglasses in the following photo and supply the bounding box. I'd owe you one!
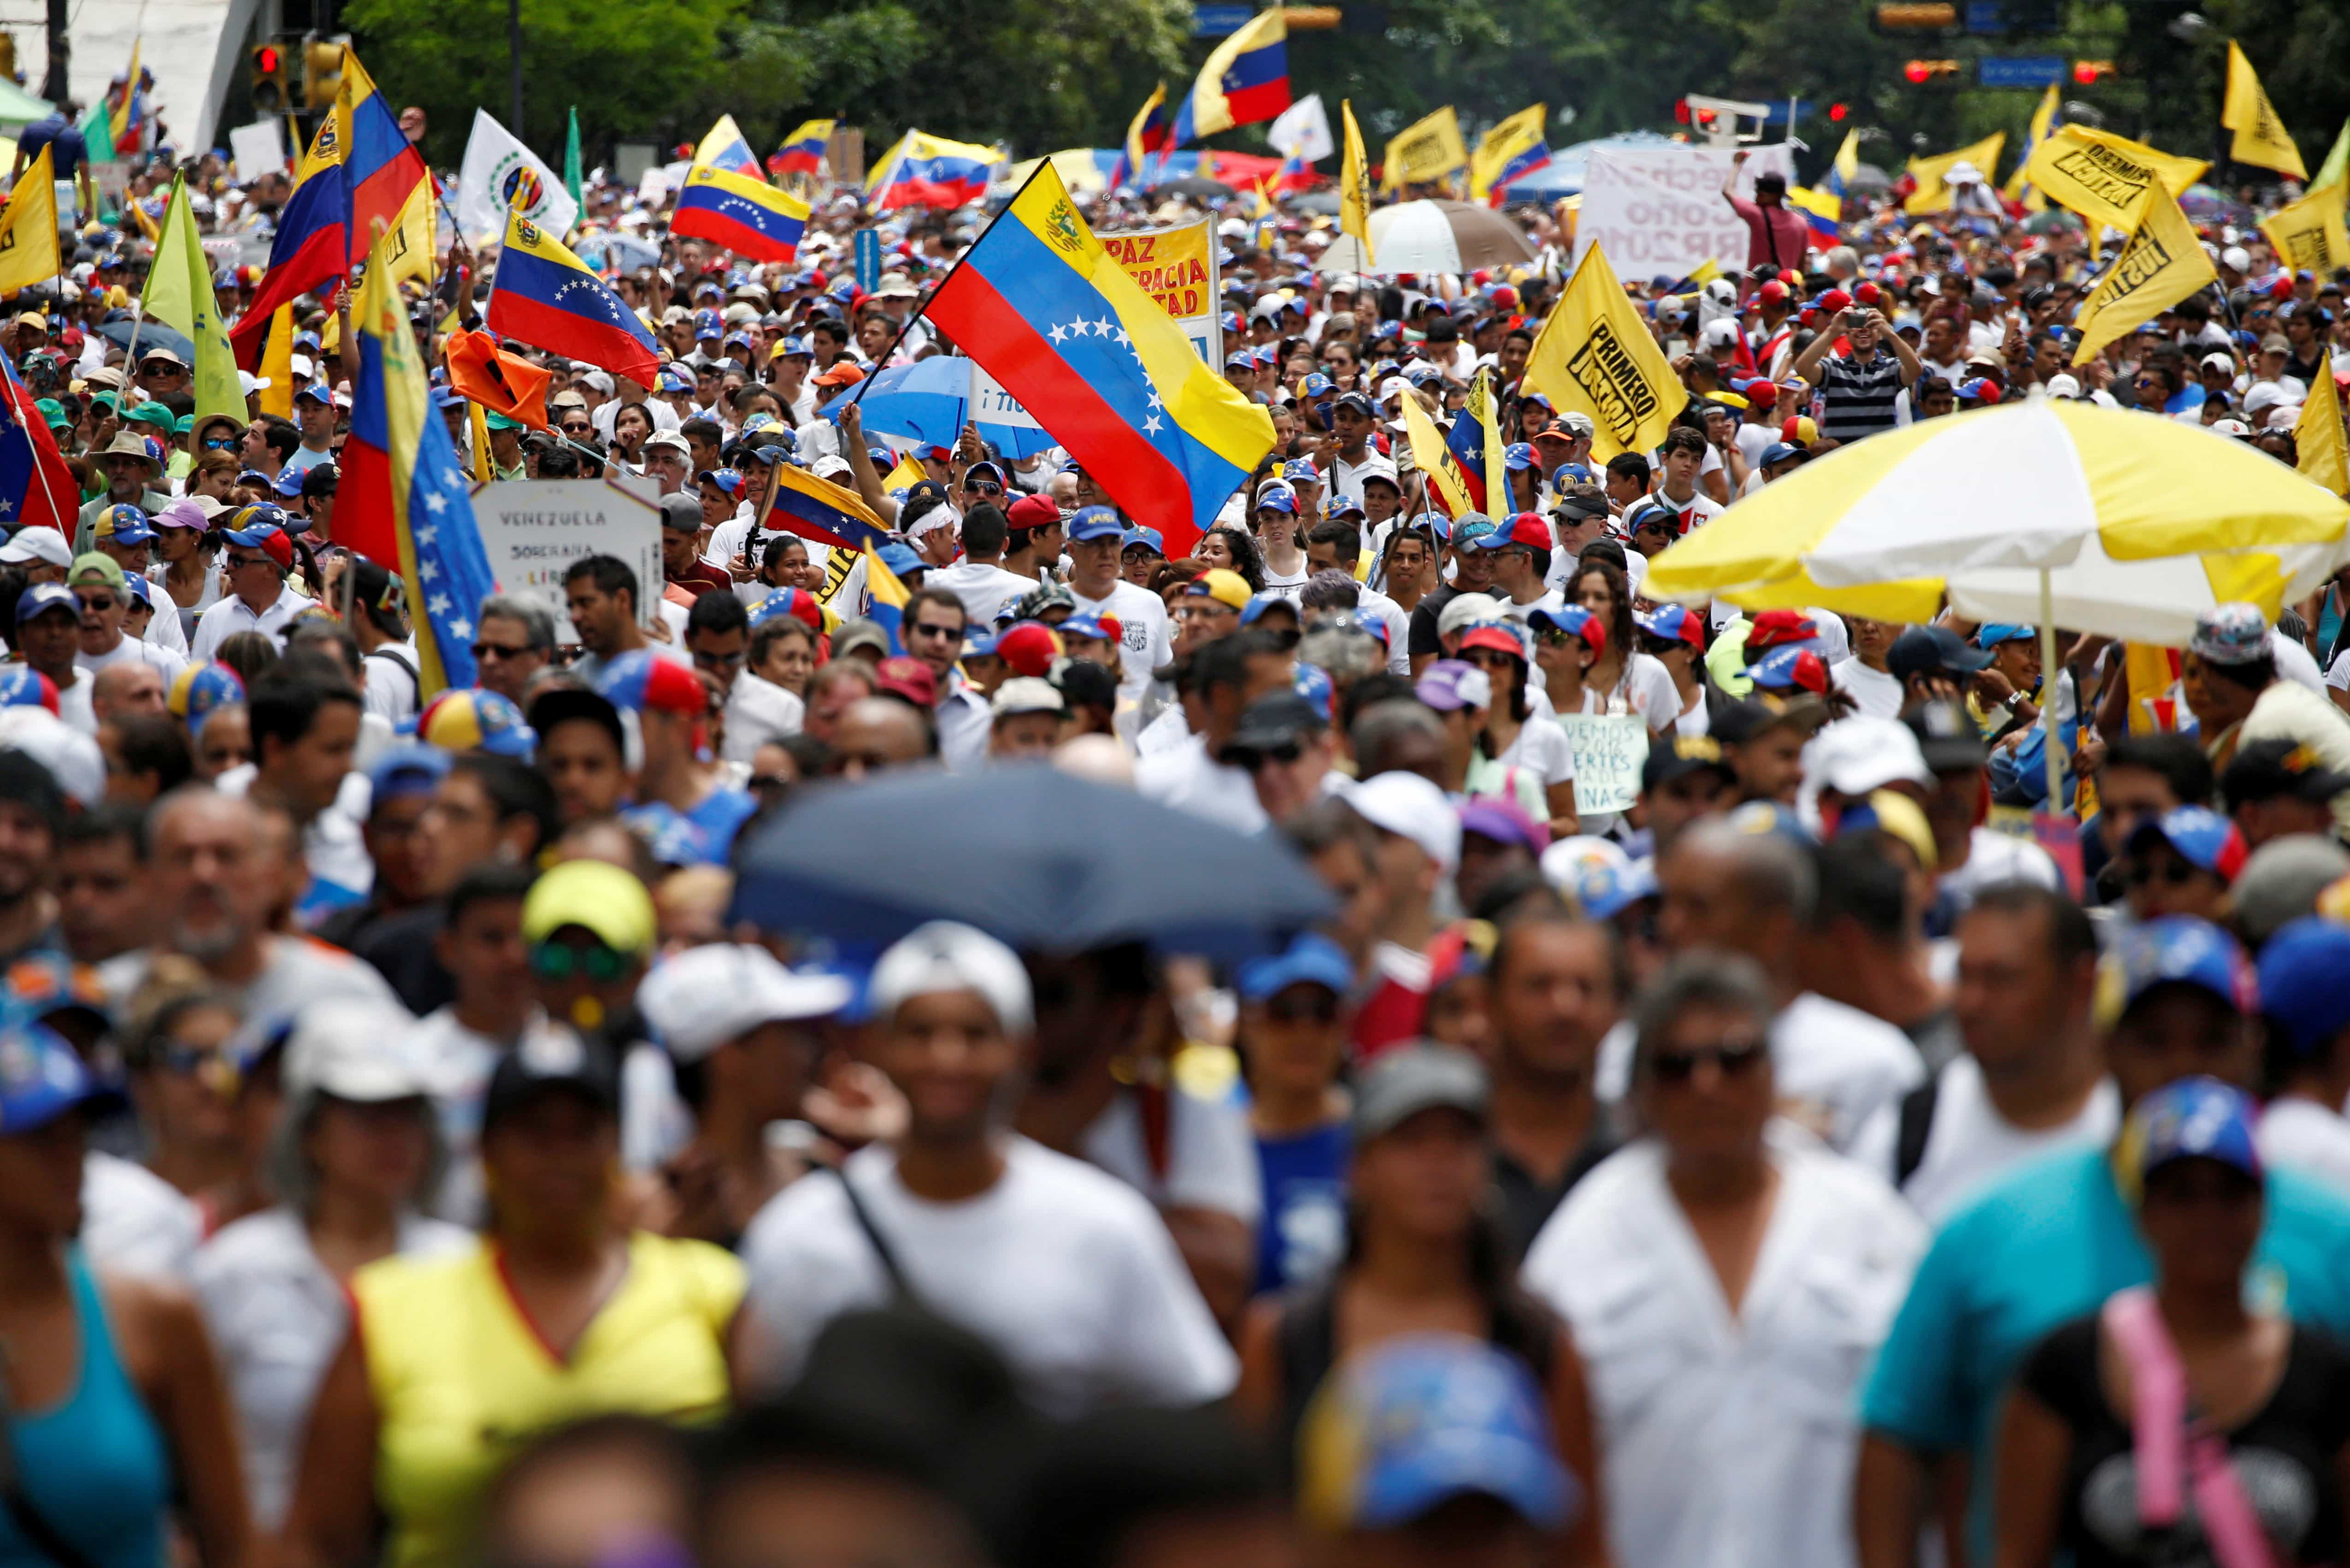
[227,553,275,571]
[528,941,633,983]
[471,640,537,662]
[72,593,116,613]
[1646,1036,1768,1084]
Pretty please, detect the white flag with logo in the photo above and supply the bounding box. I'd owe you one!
[454,108,579,242]
[1269,95,1333,164]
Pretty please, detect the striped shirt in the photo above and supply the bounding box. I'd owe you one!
[1815,351,1910,443]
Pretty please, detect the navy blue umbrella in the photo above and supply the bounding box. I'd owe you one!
[730,764,1334,959]
[96,317,196,364]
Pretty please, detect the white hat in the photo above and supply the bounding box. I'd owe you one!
[285,1000,439,1101]
[1354,456,1401,491]
[1437,592,1504,641]
[2244,382,2287,417]
[990,676,1064,719]
[2222,245,2252,273]
[1809,716,1932,797]
[0,527,71,569]
[1701,319,1740,349]
[237,370,272,397]
[289,353,314,381]
[2201,352,2236,373]
[637,944,851,1063]
[0,708,103,807]
[2043,373,2082,399]
[1347,770,1461,874]
[2267,403,2303,429]
[581,370,616,395]
[811,455,854,482]
[869,920,1034,1034]
[2211,417,2254,436]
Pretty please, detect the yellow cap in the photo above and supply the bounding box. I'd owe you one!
[522,859,657,957]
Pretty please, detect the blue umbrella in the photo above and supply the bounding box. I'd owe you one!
[96,317,197,364]
[730,765,1335,960]
[820,357,1061,460]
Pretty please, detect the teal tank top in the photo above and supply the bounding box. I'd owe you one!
[0,1247,170,1568]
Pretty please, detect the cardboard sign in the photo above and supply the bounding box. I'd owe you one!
[1555,713,1651,816]
[227,120,288,180]
[469,478,662,637]
[1100,217,1220,365]
[1572,142,1797,279]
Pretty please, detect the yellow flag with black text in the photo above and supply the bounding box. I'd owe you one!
[2262,180,2350,278]
[2224,41,2305,179]
[1469,106,1547,206]
[1524,242,1688,461]
[1400,389,1473,517]
[2297,354,2348,499]
[1381,106,1468,194]
[1340,100,1374,268]
[2024,125,2207,234]
[1905,132,2006,215]
[2071,182,2217,364]
[0,144,59,294]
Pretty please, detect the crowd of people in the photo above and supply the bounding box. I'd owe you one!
[0,60,2347,1568]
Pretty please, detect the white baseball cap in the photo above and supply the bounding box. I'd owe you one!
[1347,770,1462,874]
[637,944,851,1063]
[0,527,72,569]
[869,921,1033,1034]
[284,1000,439,1101]
[1810,716,1932,797]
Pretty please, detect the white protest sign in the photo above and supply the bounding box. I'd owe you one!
[1571,142,1797,280]
[470,478,662,637]
[1556,714,1651,816]
[228,120,288,180]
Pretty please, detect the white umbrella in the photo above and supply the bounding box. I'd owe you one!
[1314,199,1539,276]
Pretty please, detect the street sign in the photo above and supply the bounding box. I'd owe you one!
[1192,4,1255,35]
[854,228,881,292]
[1977,53,2067,87]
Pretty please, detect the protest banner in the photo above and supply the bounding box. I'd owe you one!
[1556,714,1651,816]
[1571,141,1795,279]
[1100,216,1220,364]
[471,478,661,636]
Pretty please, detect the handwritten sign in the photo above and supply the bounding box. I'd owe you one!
[1100,217,1220,365]
[1556,714,1650,816]
[1573,142,1797,278]
[470,478,662,636]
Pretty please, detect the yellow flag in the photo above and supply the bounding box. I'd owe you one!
[2296,355,2348,499]
[1469,106,1547,205]
[1905,132,2006,215]
[2025,125,2208,233]
[881,452,925,491]
[468,398,492,483]
[2262,180,2350,277]
[2224,41,2305,179]
[378,175,436,289]
[1524,242,1689,462]
[258,304,293,418]
[0,144,60,294]
[1381,106,1468,194]
[1340,100,1374,268]
[296,99,345,188]
[2070,182,2217,364]
[2005,85,2060,208]
[1400,389,1472,517]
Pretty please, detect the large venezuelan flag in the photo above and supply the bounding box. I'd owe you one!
[771,119,834,181]
[926,165,1274,552]
[486,208,662,386]
[1169,10,1290,147]
[342,224,501,696]
[672,164,810,264]
[759,463,895,555]
[867,131,1001,211]
[229,160,347,370]
[340,49,429,260]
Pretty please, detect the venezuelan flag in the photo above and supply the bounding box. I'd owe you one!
[673,164,810,264]
[0,346,81,534]
[109,43,142,155]
[1112,85,1173,191]
[340,49,430,264]
[1169,9,1290,146]
[1445,385,1496,513]
[486,207,662,386]
[760,461,895,555]
[228,153,347,370]
[926,164,1274,552]
[342,222,500,696]
[694,115,764,180]
[771,119,834,181]
[1789,186,1843,243]
[1825,129,1861,198]
[867,130,1001,211]
[863,540,911,656]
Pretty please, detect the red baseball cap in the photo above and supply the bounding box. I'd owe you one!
[1746,609,1820,653]
[1457,625,1528,661]
[873,656,938,709]
[1820,288,1853,314]
[1472,512,1553,554]
[1006,494,1059,530]
[1757,280,1788,306]
[1743,380,1779,406]
[992,621,1062,678]
[1854,281,1883,306]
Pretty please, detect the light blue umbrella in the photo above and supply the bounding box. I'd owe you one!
[820,357,1060,460]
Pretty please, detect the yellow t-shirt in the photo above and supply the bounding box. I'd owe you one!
[353,1232,744,1568]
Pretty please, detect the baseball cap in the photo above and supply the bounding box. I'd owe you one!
[2126,805,2249,884]
[1641,732,1735,793]
[283,1000,440,1103]
[1635,605,1705,650]
[1525,603,1605,655]
[1747,646,1830,696]
[1296,1334,1576,1534]
[1236,931,1355,1002]
[66,553,126,592]
[0,527,73,569]
[877,542,927,579]
[2096,915,2256,1028]
[1351,1044,1489,1142]
[873,656,939,710]
[868,920,1033,1034]
[0,1016,119,1133]
[1974,622,2036,648]
[0,667,57,716]
[1254,482,1299,516]
[1349,770,1461,873]
[482,1025,622,1131]
[93,505,157,546]
[1415,658,1493,714]
[637,945,851,1063]
[1468,512,1551,553]
[2257,916,2350,1057]
[992,622,1063,679]
[1744,610,1823,656]
[2222,739,2350,810]
[1067,506,1125,543]
[2115,1077,2263,1201]
[416,687,536,759]
[989,676,1064,719]
[14,583,75,623]
[1459,796,1550,855]
[2190,602,2271,666]
[595,649,707,717]
[1183,569,1253,612]
[1122,526,1166,557]
[220,515,295,569]
[1902,699,1989,772]
[169,662,244,732]
[1225,692,1329,758]
[2236,836,2350,945]
[1809,716,1932,796]
[363,742,453,810]
[524,857,656,957]
[1714,693,1828,746]
[657,493,702,534]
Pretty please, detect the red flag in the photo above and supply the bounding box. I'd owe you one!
[443,330,552,429]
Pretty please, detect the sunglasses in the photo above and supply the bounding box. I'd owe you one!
[963,478,1003,496]
[1266,990,1340,1023]
[1646,1036,1768,1085]
[1225,740,1302,772]
[201,436,237,450]
[2125,859,2206,888]
[471,640,536,662]
[1532,625,1588,648]
[72,593,116,612]
[528,941,633,983]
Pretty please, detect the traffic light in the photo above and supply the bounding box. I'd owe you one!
[2072,58,2116,83]
[303,39,344,109]
[1828,102,1849,122]
[1874,2,1958,30]
[1904,59,1961,83]
[250,42,291,113]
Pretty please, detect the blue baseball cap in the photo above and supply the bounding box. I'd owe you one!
[1635,604,1706,650]
[1299,1337,1578,1533]
[692,309,723,338]
[99,504,156,545]
[1121,526,1165,556]
[121,574,153,607]
[2118,1077,2264,1199]
[1503,442,1537,472]
[1756,441,1802,466]
[698,469,743,497]
[1295,661,1334,719]
[365,741,453,802]
[723,332,754,351]
[1255,482,1298,515]
[2257,917,2350,1057]
[14,583,76,623]
[1240,592,1300,627]
[2125,805,2249,883]
[655,365,694,394]
[1281,458,1320,484]
[1237,931,1355,1001]
[774,335,812,358]
[1067,506,1124,544]
[1571,855,1660,921]
[1225,350,1256,371]
[430,385,467,411]
[1975,622,2036,646]
[2097,915,2257,1027]
[0,666,55,713]
[1301,373,1334,398]
[877,541,927,577]
[269,464,307,499]
[1221,311,1246,335]
[0,1015,119,1133]
[1057,611,1118,644]
[1345,608,1391,647]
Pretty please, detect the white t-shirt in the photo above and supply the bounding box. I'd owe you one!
[1495,715,1577,791]
[739,1136,1238,1415]
[82,1150,200,1281]
[78,633,187,686]
[1938,828,2061,915]
[1260,564,1310,600]
[55,671,94,736]
[1135,734,1268,833]
[927,560,1035,628]
[2273,627,2327,694]
[1847,1054,2121,1225]
[1831,658,1903,720]
[1355,584,1413,675]
[1735,423,1779,469]
[1083,1084,1264,1226]
[1069,579,1173,708]
[1769,991,1927,1153]
[2257,1098,2350,1197]
[362,641,422,728]
[722,672,804,763]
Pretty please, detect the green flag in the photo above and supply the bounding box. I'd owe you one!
[78,100,113,165]
[144,175,243,429]
[564,106,584,217]
[2317,118,2350,197]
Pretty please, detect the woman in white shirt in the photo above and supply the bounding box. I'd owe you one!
[1523,953,1926,1568]
[1254,482,1311,598]
[1458,624,1578,839]
[1569,556,1680,731]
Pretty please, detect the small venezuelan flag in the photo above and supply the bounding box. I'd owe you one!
[771,119,834,181]
[863,540,911,657]
[487,208,663,386]
[760,461,895,556]
[672,164,810,264]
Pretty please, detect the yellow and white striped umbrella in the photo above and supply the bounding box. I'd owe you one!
[1646,399,2350,642]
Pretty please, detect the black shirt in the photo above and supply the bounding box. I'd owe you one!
[1408,583,1466,661]
[2020,1312,2350,1568]
[1491,1120,1618,1263]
